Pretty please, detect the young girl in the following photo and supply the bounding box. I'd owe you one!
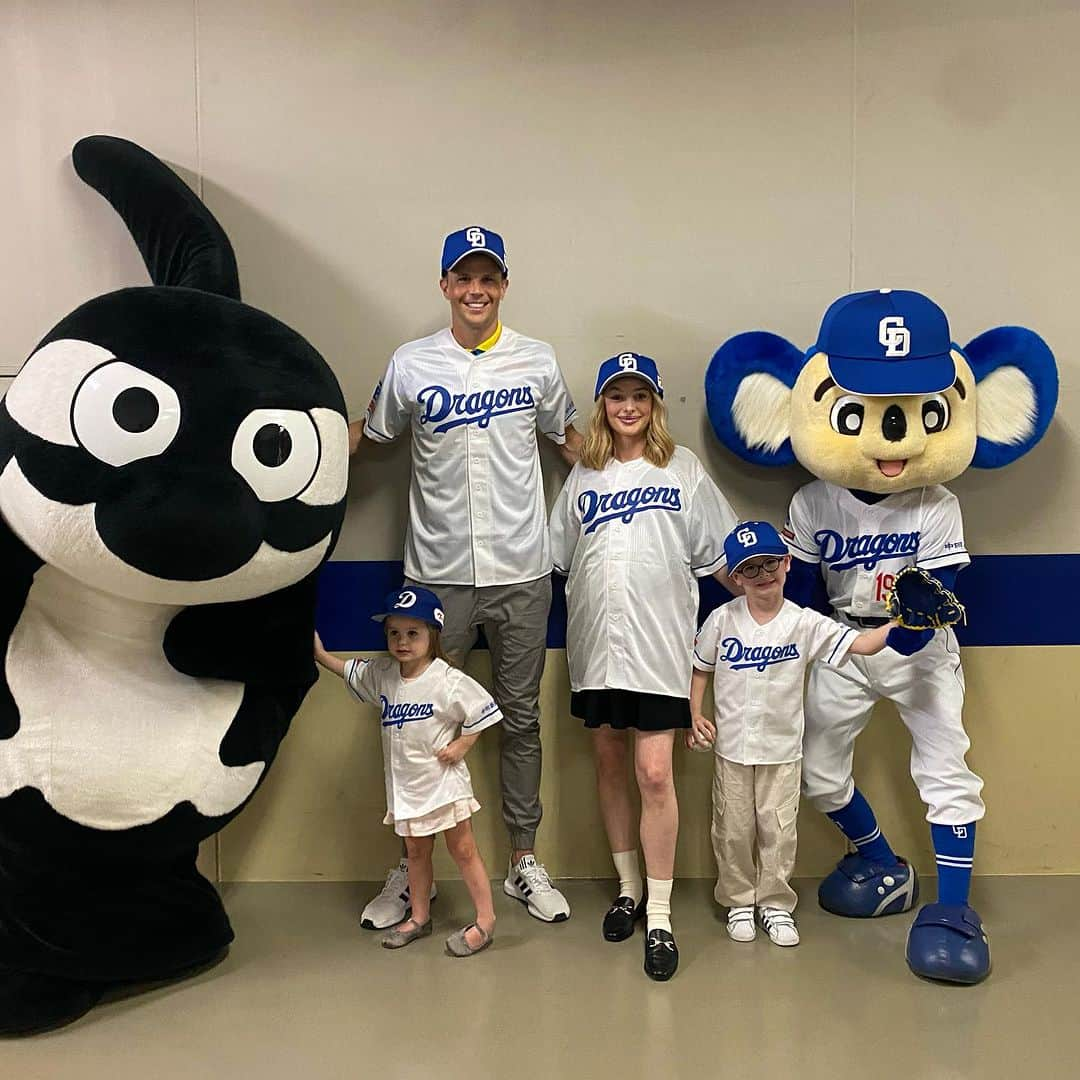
[689,522,895,947]
[549,353,739,981]
[314,586,501,957]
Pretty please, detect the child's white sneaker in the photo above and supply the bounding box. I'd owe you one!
[759,907,800,946]
[726,905,756,942]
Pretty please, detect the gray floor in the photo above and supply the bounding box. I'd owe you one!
[3,878,1077,1079]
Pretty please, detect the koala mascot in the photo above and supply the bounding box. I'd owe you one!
[706,289,1057,984]
[0,136,348,1034]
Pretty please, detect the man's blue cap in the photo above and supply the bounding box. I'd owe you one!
[594,352,665,400]
[815,288,956,396]
[441,225,508,275]
[372,586,446,629]
[723,521,788,574]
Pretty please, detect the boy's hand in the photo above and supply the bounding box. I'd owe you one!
[314,630,325,655]
[686,713,716,752]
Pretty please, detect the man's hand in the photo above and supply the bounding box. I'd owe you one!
[348,419,365,456]
[558,424,583,467]
[686,713,716,752]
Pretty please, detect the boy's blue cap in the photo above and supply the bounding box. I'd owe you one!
[724,521,788,574]
[372,586,446,629]
[815,288,956,396]
[594,352,664,400]
[441,225,507,275]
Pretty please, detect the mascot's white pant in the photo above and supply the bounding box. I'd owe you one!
[802,625,985,826]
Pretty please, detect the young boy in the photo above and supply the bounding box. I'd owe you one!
[689,522,895,946]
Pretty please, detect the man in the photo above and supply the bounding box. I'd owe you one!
[350,225,582,927]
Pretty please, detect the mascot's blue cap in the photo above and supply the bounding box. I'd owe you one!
[816,288,956,396]
[441,225,508,274]
[372,587,446,629]
[594,352,664,399]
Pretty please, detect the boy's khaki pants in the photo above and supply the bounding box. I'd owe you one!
[711,755,801,912]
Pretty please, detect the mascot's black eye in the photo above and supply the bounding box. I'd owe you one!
[829,396,865,436]
[232,409,320,502]
[922,395,950,434]
[112,387,160,433]
[72,361,181,467]
[253,424,293,467]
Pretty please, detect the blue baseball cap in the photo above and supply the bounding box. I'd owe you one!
[371,586,446,629]
[815,288,956,396]
[724,521,789,574]
[594,352,665,400]
[441,225,508,275]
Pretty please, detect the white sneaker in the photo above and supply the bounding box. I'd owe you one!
[360,861,437,930]
[503,855,570,923]
[759,907,800,947]
[726,905,756,942]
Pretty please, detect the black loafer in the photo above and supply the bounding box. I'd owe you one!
[644,928,679,981]
[603,895,646,942]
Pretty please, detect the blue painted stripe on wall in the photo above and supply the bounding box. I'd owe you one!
[314,555,1075,651]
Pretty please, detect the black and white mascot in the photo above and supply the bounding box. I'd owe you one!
[0,136,348,1034]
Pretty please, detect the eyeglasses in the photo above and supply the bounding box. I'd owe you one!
[737,557,781,579]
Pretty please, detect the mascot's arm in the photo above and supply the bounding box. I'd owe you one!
[784,558,831,615]
[163,572,320,689]
[0,517,44,738]
[885,564,963,656]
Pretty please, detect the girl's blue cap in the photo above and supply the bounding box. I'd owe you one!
[371,587,445,629]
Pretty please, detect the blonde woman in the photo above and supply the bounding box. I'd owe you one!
[550,353,739,980]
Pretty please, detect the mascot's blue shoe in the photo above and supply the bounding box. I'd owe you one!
[906,903,991,985]
[818,853,919,917]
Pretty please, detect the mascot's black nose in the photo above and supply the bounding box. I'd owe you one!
[882,405,907,442]
[95,465,265,581]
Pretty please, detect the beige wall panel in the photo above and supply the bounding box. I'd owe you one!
[194,0,856,551]
[220,645,1078,881]
[2,1,198,373]
[852,1,1080,550]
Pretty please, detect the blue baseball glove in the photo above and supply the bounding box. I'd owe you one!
[885,566,966,631]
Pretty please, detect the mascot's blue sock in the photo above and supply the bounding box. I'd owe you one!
[827,788,899,866]
[931,822,976,905]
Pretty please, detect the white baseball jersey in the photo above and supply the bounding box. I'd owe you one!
[344,656,502,820]
[364,326,577,587]
[693,597,855,765]
[550,446,738,698]
[784,480,969,618]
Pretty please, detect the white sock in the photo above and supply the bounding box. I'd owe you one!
[645,877,673,933]
[611,850,643,905]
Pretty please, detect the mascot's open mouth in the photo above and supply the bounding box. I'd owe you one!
[877,459,907,478]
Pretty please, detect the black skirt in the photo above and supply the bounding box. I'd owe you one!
[571,689,691,732]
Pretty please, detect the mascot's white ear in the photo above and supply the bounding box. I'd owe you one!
[976,365,1036,446]
[705,332,803,467]
[964,326,1058,468]
[732,372,793,455]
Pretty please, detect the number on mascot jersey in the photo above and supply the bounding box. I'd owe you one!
[875,571,895,604]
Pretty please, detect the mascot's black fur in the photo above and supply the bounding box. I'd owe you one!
[0,137,348,1034]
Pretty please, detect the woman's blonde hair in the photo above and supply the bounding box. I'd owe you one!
[580,383,676,471]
